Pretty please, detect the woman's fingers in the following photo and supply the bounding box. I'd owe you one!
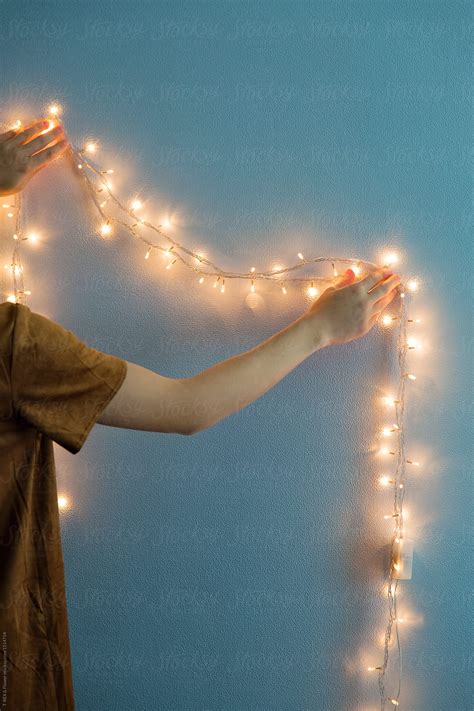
[21,126,65,156]
[369,289,401,330]
[367,312,380,330]
[29,139,68,170]
[367,273,401,301]
[361,268,391,292]
[372,285,399,312]
[1,128,20,142]
[7,119,51,146]
[334,269,357,289]
[321,269,356,297]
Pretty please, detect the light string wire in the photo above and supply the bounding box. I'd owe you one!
[70,142,380,290]
[2,113,420,709]
[5,192,27,304]
[378,293,408,709]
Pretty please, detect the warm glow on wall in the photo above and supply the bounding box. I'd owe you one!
[58,494,71,511]
[1,103,428,709]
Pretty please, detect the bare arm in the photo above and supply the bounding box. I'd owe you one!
[97,268,401,435]
[97,310,320,435]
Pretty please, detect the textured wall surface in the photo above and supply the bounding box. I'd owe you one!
[1,1,472,710]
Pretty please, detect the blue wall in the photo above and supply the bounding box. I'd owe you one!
[2,1,472,709]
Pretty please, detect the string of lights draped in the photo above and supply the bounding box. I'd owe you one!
[72,143,377,295]
[2,104,423,709]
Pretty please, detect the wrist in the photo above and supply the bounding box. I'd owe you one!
[299,310,333,352]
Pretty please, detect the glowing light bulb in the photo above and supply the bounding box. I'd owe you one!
[393,563,401,572]
[6,295,16,303]
[281,286,287,295]
[381,314,394,327]
[166,259,177,270]
[250,280,255,293]
[250,266,256,273]
[11,119,22,129]
[351,264,362,277]
[145,248,152,260]
[161,218,172,229]
[85,142,97,154]
[390,699,399,706]
[382,252,399,267]
[379,476,393,486]
[57,494,70,510]
[99,222,112,237]
[131,199,142,211]
[406,459,420,466]
[220,280,225,293]
[381,425,398,437]
[380,446,396,456]
[297,253,304,260]
[77,164,83,170]
[384,513,399,519]
[4,263,22,275]
[307,282,318,298]
[406,373,416,380]
[383,396,399,407]
[105,168,114,174]
[367,666,382,671]
[27,232,39,243]
[407,337,419,350]
[198,276,204,284]
[407,279,419,292]
[48,103,62,117]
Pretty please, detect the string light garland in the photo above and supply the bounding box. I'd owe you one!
[373,292,414,709]
[1,104,425,709]
[70,142,380,295]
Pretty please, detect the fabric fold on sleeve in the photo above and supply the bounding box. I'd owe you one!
[10,304,128,455]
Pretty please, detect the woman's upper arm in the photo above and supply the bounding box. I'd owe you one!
[96,360,196,435]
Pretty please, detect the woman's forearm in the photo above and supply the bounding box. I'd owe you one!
[181,312,328,434]
[98,268,399,436]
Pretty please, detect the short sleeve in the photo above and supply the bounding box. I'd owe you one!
[10,303,128,455]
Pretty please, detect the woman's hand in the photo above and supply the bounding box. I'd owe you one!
[0,119,69,196]
[305,267,402,347]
